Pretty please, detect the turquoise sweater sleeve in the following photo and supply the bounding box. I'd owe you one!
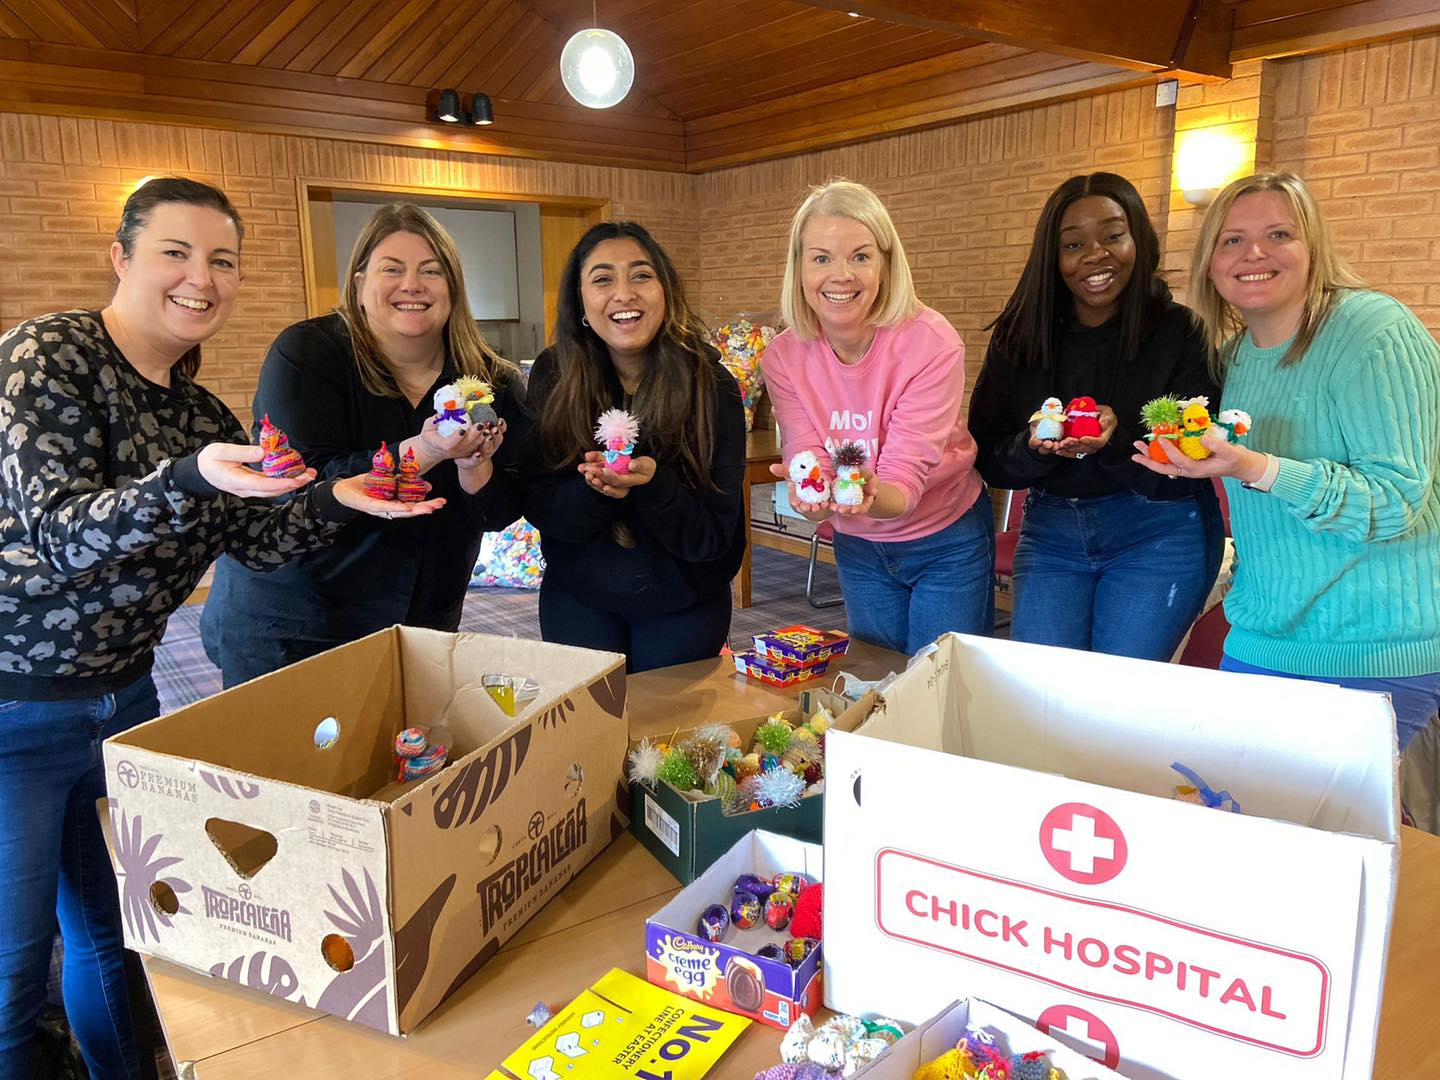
[1269,314,1440,542]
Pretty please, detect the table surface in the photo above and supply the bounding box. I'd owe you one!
[145,647,1440,1078]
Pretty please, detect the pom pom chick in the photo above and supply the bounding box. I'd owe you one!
[831,441,868,507]
[594,408,640,475]
[788,450,831,505]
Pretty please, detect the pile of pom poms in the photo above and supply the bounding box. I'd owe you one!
[753,1013,907,1079]
[394,726,448,782]
[913,1027,1065,1080]
[626,708,833,815]
[695,871,821,967]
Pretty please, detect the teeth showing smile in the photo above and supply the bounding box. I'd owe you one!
[394,302,430,311]
[821,291,859,304]
[169,296,211,312]
[1081,270,1115,291]
[1237,272,1277,282]
[610,311,642,323]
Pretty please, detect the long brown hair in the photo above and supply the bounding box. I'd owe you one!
[1189,172,1364,379]
[337,203,514,398]
[114,176,244,381]
[539,221,719,487]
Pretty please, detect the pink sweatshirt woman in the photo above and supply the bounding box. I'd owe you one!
[762,306,983,543]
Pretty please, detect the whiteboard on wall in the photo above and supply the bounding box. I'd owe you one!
[332,201,521,320]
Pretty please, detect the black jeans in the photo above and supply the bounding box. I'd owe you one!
[538,578,733,673]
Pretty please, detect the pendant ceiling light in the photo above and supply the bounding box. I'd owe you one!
[560,2,634,109]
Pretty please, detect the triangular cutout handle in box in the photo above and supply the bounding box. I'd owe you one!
[204,817,279,879]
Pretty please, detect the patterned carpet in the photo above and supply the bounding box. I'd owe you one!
[155,545,844,712]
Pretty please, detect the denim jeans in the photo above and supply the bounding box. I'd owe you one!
[0,673,157,1080]
[1011,488,1224,661]
[831,495,995,657]
[1219,655,1440,755]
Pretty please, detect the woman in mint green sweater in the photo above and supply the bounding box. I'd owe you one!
[1133,172,1440,823]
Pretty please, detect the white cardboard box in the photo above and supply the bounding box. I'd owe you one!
[855,996,1125,1079]
[824,633,1398,1080]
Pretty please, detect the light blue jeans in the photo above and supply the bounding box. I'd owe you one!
[0,673,156,1079]
[831,496,996,656]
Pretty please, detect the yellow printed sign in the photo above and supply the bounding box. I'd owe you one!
[498,968,749,1080]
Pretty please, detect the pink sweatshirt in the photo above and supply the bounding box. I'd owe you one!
[762,306,983,543]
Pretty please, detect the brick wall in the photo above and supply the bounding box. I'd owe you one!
[0,115,698,420]
[693,85,1178,399]
[2,32,1439,425]
[1266,33,1440,335]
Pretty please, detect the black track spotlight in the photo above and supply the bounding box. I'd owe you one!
[434,89,463,123]
[470,93,494,126]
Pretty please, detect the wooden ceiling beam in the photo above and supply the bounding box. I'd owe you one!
[1229,0,1440,61]
[797,0,1235,79]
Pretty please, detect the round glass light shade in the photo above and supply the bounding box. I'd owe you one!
[560,28,634,109]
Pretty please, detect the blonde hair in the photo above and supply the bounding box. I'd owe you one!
[1189,172,1363,378]
[338,203,515,398]
[778,179,922,340]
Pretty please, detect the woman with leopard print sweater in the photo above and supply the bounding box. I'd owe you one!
[0,177,440,1079]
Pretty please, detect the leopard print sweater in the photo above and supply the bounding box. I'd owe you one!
[0,310,355,700]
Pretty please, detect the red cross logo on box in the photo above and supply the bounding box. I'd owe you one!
[1039,802,1128,885]
[1036,1004,1121,1069]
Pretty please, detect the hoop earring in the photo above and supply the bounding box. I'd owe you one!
[581,316,590,327]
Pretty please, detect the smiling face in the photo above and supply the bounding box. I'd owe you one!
[799,215,884,348]
[579,237,666,363]
[1057,195,1136,327]
[109,201,241,358]
[356,230,452,348]
[1208,190,1311,335]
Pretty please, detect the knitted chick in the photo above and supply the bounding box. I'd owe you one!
[396,447,429,502]
[364,442,397,500]
[831,441,868,507]
[1178,399,1213,460]
[454,376,498,426]
[258,414,306,478]
[1139,395,1183,463]
[656,748,700,791]
[595,408,640,475]
[754,714,794,755]
[678,731,727,786]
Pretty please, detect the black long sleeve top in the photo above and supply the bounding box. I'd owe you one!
[516,346,747,616]
[205,313,525,643]
[0,310,357,700]
[968,298,1221,501]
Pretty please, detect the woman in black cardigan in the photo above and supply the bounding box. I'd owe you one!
[515,221,746,673]
[969,172,1223,660]
[201,203,521,686]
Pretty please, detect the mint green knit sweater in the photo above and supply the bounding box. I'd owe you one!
[1221,290,1440,677]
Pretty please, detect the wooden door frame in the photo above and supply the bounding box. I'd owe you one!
[296,178,610,320]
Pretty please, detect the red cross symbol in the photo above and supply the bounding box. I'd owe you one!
[1036,1004,1121,1069]
[1038,802,1128,885]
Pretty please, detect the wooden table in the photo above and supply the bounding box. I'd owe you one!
[734,427,782,610]
[143,647,1440,1077]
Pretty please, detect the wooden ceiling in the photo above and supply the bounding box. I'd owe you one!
[0,0,1435,171]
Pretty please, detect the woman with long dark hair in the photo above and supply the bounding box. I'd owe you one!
[969,171,1223,659]
[518,221,745,672]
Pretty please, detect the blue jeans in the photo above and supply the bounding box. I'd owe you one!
[1011,488,1224,661]
[0,674,157,1080]
[1219,655,1440,754]
[831,496,995,656]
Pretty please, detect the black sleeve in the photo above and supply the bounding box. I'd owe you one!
[968,344,1063,490]
[459,372,527,532]
[1095,307,1222,499]
[252,320,375,482]
[517,349,624,542]
[629,360,746,562]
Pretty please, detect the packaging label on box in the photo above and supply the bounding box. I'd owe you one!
[644,794,681,858]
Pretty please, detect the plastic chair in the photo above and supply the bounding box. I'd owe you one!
[806,519,843,609]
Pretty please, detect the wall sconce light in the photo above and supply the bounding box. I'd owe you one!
[430,89,495,127]
[1175,127,1253,206]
